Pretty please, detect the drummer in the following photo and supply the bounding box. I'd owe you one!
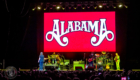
[97,51,107,70]
[97,54,104,70]
[101,51,108,69]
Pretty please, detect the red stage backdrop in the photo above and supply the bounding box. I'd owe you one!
[44,12,116,52]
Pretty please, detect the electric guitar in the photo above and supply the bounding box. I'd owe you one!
[114,56,120,62]
[88,58,95,62]
[114,57,118,62]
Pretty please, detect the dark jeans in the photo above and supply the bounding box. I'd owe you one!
[89,62,93,67]
[39,62,44,70]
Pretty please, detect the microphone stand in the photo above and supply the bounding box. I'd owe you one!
[84,53,85,60]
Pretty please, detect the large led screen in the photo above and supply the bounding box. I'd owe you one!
[44,12,116,52]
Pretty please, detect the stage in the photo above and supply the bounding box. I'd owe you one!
[0,69,123,71]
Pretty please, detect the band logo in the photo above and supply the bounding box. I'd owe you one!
[44,12,116,52]
[46,19,114,46]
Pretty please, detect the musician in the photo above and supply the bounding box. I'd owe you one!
[114,53,120,70]
[88,52,95,67]
[102,51,108,64]
[38,52,44,71]
[97,51,107,70]
[101,51,107,59]
[97,54,104,70]
[56,53,61,70]
[52,52,56,64]
[106,52,110,60]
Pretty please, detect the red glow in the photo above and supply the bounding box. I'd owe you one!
[44,12,116,52]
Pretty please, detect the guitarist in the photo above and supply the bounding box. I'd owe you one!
[88,53,95,67]
[114,53,120,70]
[56,53,61,70]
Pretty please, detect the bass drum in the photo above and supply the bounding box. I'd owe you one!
[98,60,103,65]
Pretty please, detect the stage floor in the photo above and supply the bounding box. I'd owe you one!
[1,68,140,72]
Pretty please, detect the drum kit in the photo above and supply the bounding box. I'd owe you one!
[95,52,112,70]
[46,54,64,64]
[95,54,103,65]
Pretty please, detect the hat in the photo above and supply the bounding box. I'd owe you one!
[102,51,106,54]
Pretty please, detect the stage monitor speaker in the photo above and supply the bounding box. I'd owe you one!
[86,66,94,71]
[75,67,83,71]
[64,59,70,65]
[45,66,56,71]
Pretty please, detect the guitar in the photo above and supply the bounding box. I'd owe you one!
[88,58,95,62]
[115,58,117,62]
[114,55,120,62]
[114,57,118,62]
[88,58,92,62]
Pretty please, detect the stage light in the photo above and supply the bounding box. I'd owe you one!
[74,7,76,9]
[99,5,102,8]
[44,8,46,10]
[82,7,85,9]
[56,6,60,9]
[125,6,128,8]
[62,7,65,10]
[114,6,116,8]
[94,7,97,9]
[118,4,122,8]
[32,8,35,11]
[37,6,41,10]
